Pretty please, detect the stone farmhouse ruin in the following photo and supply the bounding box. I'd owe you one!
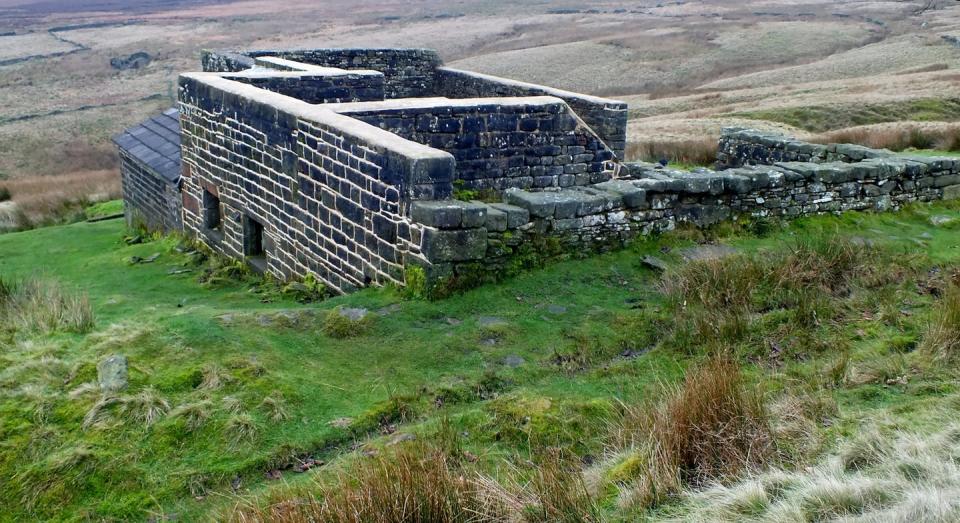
[116,47,960,295]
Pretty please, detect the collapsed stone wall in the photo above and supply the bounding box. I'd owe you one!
[118,151,182,232]
[412,138,960,292]
[717,128,895,167]
[178,73,454,293]
[434,68,628,159]
[325,97,616,192]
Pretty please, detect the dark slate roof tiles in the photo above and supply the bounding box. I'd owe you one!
[113,107,182,184]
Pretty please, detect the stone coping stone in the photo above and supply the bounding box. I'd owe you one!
[593,180,647,208]
[253,56,372,75]
[438,66,627,108]
[411,200,487,229]
[224,69,383,80]
[323,95,566,114]
[488,203,530,228]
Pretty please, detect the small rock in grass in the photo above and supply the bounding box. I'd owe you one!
[503,354,525,368]
[930,215,955,226]
[386,433,416,446]
[547,304,567,315]
[641,255,669,272]
[97,354,128,392]
[338,307,368,321]
[478,316,506,327]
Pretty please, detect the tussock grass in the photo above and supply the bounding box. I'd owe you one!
[123,386,171,426]
[815,124,960,153]
[920,285,960,362]
[625,138,718,166]
[681,424,960,522]
[0,277,94,334]
[82,388,172,430]
[225,413,259,448]
[659,237,911,353]
[322,308,373,339]
[229,443,492,523]
[170,400,214,432]
[228,442,597,523]
[609,358,776,509]
[259,392,290,422]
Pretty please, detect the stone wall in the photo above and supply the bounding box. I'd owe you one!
[178,73,454,293]
[243,48,442,99]
[412,146,960,293]
[717,128,895,168]
[200,50,255,72]
[221,69,386,104]
[119,151,182,232]
[434,67,628,159]
[325,96,616,192]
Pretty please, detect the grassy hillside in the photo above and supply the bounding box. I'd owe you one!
[3,202,960,520]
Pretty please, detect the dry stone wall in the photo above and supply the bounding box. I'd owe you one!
[178,73,454,293]
[413,132,960,293]
[325,97,616,191]
[718,128,895,167]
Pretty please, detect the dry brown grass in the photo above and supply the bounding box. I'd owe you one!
[0,277,95,334]
[815,125,960,152]
[625,138,718,166]
[229,444,497,523]
[227,440,598,523]
[0,170,119,230]
[612,358,776,509]
[920,285,960,363]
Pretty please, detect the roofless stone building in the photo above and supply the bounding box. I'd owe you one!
[115,48,960,295]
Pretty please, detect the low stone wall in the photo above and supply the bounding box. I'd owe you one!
[244,48,442,99]
[434,67,628,159]
[222,69,386,104]
[412,150,960,293]
[178,73,454,293]
[200,50,255,72]
[119,151,182,232]
[325,96,616,192]
[717,128,894,168]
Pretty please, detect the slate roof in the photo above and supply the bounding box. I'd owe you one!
[113,107,182,184]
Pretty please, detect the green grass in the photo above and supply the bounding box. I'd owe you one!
[3,201,960,520]
[83,199,123,220]
[729,98,960,133]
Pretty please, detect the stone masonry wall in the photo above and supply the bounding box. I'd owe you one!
[434,67,628,159]
[119,151,182,232]
[221,69,386,104]
[244,48,442,99]
[412,139,960,292]
[178,73,454,293]
[325,97,616,192]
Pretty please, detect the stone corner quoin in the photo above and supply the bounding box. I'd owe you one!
[113,48,960,295]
